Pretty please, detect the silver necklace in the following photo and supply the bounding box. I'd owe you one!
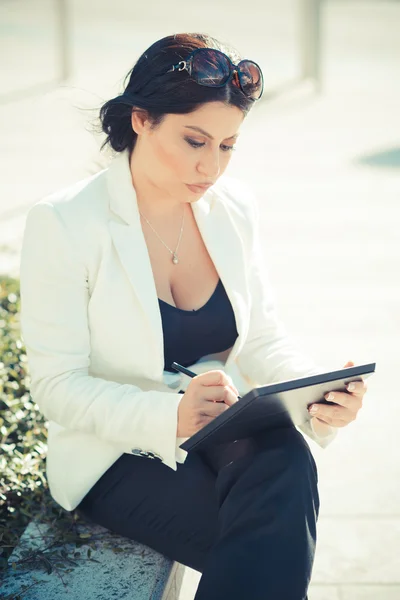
[139,205,185,265]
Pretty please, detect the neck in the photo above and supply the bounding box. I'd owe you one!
[129,148,185,221]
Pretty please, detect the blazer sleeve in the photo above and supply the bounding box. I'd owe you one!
[19,202,184,471]
[235,190,338,448]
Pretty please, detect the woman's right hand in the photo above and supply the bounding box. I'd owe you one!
[177,370,239,438]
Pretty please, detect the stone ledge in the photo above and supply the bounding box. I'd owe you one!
[1,518,185,599]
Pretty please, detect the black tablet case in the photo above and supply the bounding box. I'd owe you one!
[179,363,376,453]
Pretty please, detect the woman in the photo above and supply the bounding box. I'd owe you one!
[19,33,367,599]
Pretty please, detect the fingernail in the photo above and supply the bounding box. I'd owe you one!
[325,392,334,401]
[347,383,356,392]
[309,404,318,413]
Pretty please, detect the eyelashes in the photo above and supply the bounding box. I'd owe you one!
[185,138,204,149]
[184,137,236,152]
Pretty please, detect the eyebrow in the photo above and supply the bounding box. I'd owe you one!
[184,125,239,141]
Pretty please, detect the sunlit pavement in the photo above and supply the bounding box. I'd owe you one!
[1,1,399,598]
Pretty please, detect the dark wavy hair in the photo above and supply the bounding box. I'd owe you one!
[99,33,257,154]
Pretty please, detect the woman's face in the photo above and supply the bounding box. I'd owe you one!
[131,101,245,202]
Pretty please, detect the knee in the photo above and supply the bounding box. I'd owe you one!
[255,426,319,484]
[287,426,317,471]
[215,427,320,516]
[258,427,320,515]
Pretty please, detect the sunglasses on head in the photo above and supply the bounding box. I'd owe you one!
[167,48,264,101]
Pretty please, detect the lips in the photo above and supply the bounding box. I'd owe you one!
[186,183,213,193]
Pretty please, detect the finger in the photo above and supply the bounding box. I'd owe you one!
[200,400,230,418]
[309,402,356,424]
[225,376,240,397]
[343,360,355,368]
[312,415,348,428]
[345,380,367,397]
[199,370,239,395]
[196,369,228,386]
[204,385,239,406]
[322,390,362,410]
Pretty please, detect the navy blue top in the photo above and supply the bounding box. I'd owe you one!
[158,278,239,372]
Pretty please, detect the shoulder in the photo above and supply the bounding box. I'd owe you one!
[27,165,109,227]
[24,163,112,261]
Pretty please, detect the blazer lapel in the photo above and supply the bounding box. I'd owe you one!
[106,150,250,380]
[191,193,250,367]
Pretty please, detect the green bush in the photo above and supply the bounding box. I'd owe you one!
[0,276,84,578]
[0,276,131,596]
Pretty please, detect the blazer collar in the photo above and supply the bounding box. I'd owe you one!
[106,150,249,381]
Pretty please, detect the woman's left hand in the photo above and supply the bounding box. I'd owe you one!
[308,361,367,436]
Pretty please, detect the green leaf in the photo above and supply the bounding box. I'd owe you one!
[79,533,91,539]
[0,278,91,568]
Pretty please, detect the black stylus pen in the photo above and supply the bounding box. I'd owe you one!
[171,362,198,378]
[171,362,242,399]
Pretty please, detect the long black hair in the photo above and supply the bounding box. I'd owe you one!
[99,33,256,154]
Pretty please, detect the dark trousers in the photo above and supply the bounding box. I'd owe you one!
[76,425,319,600]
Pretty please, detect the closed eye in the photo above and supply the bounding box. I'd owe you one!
[185,137,205,149]
[185,137,236,152]
[220,144,236,152]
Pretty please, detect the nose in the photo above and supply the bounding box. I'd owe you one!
[197,148,221,180]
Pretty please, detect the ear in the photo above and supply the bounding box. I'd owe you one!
[131,109,151,135]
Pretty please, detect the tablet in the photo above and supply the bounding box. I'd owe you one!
[179,362,376,453]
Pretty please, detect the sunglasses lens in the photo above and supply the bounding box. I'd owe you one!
[237,60,264,99]
[191,49,230,86]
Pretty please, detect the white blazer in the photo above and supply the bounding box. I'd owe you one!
[19,149,337,512]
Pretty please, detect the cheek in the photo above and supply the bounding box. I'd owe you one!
[220,152,233,171]
[153,138,193,181]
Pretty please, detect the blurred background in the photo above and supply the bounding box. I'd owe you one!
[0,1,399,598]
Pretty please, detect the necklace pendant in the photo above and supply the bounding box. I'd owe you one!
[172,253,179,265]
